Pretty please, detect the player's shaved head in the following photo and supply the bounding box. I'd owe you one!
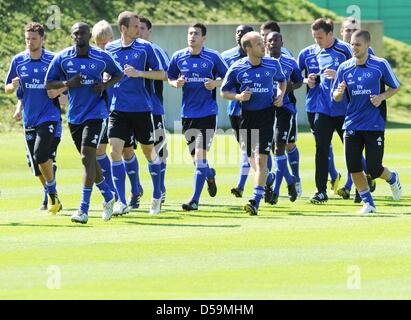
[71,22,90,33]
[241,31,261,50]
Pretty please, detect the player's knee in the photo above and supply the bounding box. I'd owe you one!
[80,150,94,168]
[33,148,50,165]
[275,143,286,156]
[368,165,384,179]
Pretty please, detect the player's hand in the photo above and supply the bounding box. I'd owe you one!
[67,74,83,88]
[175,75,186,88]
[124,64,141,78]
[370,94,383,107]
[307,73,317,88]
[11,77,20,89]
[274,94,284,107]
[236,87,252,101]
[204,78,216,90]
[13,104,22,122]
[47,89,63,99]
[336,81,347,94]
[324,68,336,80]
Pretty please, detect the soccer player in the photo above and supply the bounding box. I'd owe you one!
[336,17,377,201]
[297,41,341,195]
[45,22,124,224]
[221,31,286,215]
[92,20,144,209]
[309,18,352,204]
[5,22,63,214]
[168,22,228,211]
[221,24,254,198]
[91,20,118,201]
[106,12,166,215]
[266,31,302,203]
[333,30,401,213]
[260,21,293,57]
[138,16,170,204]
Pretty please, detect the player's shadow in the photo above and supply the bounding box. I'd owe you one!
[123,220,241,228]
[0,222,92,228]
[286,211,398,218]
[112,214,183,220]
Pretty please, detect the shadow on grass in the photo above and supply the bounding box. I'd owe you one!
[123,221,241,228]
[0,222,92,227]
[286,211,398,218]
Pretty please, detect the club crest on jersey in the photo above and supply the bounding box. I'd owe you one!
[201,62,207,68]
[90,63,96,69]
[42,66,48,72]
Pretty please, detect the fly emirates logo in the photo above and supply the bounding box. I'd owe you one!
[249,83,269,93]
[352,84,371,96]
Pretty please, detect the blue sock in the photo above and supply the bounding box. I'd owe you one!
[266,171,274,186]
[124,155,140,196]
[345,172,353,190]
[361,156,367,173]
[96,178,114,203]
[287,146,300,182]
[277,155,293,185]
[192,160,208,203]
[80,187,92,214]
[237,152,250,190]
[252,186,265,209]
[111,160,127,205]
[160,162,166,194]
[42,187,48,205]
[359,188,375,207]
[97,154,117,195]
[148,161,162,199]
[267,154,273,172]
[45,179,57,194]
[328,144,338,181]
[273,158,284,195]
[388,172,396,185]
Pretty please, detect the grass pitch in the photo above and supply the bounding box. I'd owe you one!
[0,128,410,299]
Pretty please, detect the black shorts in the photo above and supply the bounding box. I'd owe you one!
[108,110,154,146]
[239,107,275,157]
[307,111,316,134]
[182,115,216,156]
[153,114,167,159]
[25,122,60,176]
[344,130,385,179]
[229,115,241,143]
[275,108,297,144]
[69,119,107,153]
[101,122,135,148]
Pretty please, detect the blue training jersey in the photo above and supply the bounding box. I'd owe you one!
[150,42,170,116]
[16,86,62,138]
[6,49,61,128]
[297,44,321,113]
[45,45,123,125]
[221,56,286,112]
[278,54,304,115]
[334,54,400,131]
[316,38,352,117]
[221,46,247,116]
[105,38,163,113]
[168,46,228,118]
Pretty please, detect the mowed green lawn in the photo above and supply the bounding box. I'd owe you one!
[0,128,410,299]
